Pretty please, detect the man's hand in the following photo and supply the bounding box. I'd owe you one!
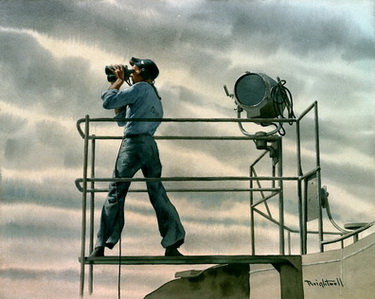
[115,106,127,115]
[113,65,125,81]
[108,65,125,90]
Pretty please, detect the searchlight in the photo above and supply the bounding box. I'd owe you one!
[224,71,295,136]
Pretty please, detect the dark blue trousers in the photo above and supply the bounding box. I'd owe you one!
[95,135,185,249]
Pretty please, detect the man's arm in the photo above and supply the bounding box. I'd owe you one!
[114,105,126,115]
[109,77,124,90]
[107,65,125,113]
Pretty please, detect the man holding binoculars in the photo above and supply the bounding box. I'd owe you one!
[90,57,186,257]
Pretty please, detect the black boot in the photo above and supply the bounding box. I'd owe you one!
[165,245,183,256]
[89,246,104,258]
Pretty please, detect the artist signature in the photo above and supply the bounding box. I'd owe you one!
[304,278,344,288]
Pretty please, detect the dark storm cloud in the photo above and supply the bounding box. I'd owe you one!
[2,219,79,240]
[3,137,32,162]
[0,113,27,135]
[312,72,374,107]
[1,268,78,282]
[1,0,373,129]
[281,116,374,201]
[293,115,374,158]
[322,159,374,196]
[1,178,79,209]
[0,113,29,162]
[0,30,104,118]
[227,2,374,60]
[342,37,375,61]
[34,119,84,167]
[0,31,54,96]
[1,117,82,170]
[320,119,375,157]
[0,0,164,56]
[1,1,372,68]
[160,84,231,118]
[167,1,375,62]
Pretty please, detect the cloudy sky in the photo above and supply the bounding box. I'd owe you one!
[0,0,374,298]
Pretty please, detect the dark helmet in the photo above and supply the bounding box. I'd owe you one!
[130,57,159,80]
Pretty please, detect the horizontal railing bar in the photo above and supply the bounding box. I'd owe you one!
[78,117,298,124]
[75,177,298,192]
[81,188,282,193]
[321,221,374,245]
[82,255,302,266]
[252,207,341,236]
[76,117,296,138]
[77,176,299,183]
[86,136,273,141]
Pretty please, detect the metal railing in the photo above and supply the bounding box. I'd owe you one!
[75,101,372,296]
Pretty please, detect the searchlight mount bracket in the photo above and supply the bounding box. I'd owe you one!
[224,71,295,162]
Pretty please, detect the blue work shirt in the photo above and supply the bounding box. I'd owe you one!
[101,82,163,136]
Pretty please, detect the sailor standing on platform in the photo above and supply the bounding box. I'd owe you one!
[90,57,185,257]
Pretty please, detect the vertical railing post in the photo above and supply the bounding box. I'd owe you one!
[296,117,305,254]
[80,115,90,297]
[278,138,285,255]
[303,178,308,254]
[89,136,96,294]
[250,166,255,255]
[314,102,324,252]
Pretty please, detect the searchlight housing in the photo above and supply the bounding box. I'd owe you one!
[234,72,282,118]
[224,71,295,136]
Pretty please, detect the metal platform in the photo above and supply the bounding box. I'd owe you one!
[80,254,303,299]
[81,254,301,268]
